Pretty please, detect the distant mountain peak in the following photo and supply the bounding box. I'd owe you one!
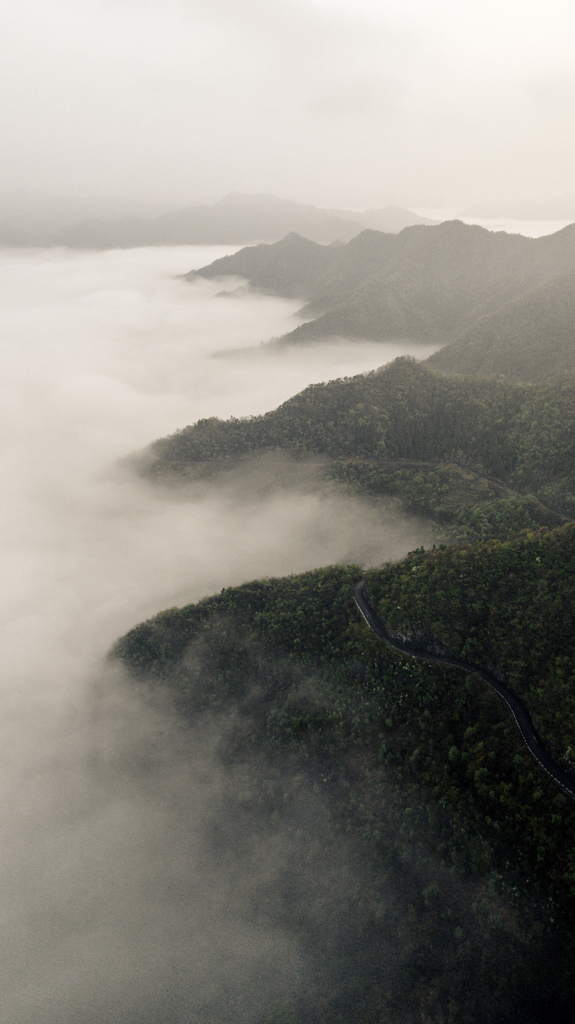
[275,231,323,247]
[192,218,575,381]
[45,193,439,249]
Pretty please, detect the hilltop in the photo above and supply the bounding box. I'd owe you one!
[114,222,575,1022]
[192,221,575,379]
[132,357,575,541]
[112,524,575,1022]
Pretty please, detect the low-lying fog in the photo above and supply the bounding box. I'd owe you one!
[0,244,438,1022]
[414,211,575,238]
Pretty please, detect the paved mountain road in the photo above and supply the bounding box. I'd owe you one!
[353,580,575,802]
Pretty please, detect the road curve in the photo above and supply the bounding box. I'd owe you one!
[353,580,575,802]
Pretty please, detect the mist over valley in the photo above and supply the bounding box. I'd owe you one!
[2,225,574,1020]
[3,214,572,1015]
[0,243,448,1023]
[115,223,575,1020]
[4,0,575,1017]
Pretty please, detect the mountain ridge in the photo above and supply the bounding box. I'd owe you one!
[47,192,436,248]
[130,357,575,544]
[111,526,575,1022]
[191,220,575,378]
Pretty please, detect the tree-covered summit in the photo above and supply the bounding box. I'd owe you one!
[133,358,575,532]
[112,523,575,1023]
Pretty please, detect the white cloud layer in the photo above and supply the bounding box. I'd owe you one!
[0,245,436,1020]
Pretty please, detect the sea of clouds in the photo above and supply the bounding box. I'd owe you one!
[0,244,440,1022]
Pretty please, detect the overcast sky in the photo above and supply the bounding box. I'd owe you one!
[2,0,575,209]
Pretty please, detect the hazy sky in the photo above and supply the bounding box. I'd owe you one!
[2,0,575,210]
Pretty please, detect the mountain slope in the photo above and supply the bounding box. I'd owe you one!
[130,358,575,543]
[112,525,575,1022]
[192,222,575,380]
[48,192,435,248]
[138,358,575,490]
[191,228,400,307]
[187,231,342,298]
[427,272,575,381]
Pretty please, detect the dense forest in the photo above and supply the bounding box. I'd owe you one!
[113,523,575,1023]
[117,223,575,1021]
[132,357,575,542]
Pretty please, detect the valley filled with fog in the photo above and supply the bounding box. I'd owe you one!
[0,244,441,1022]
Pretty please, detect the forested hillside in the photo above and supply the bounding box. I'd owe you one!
[118,230,575,1019]
[428,272,575,381]
[133,358,575,539]
[113,203,575,1019]
[123,229,575,1020]
[113,523,575,1023]
[191,221,575,378]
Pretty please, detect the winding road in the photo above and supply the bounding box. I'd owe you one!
[353,580,575,802]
